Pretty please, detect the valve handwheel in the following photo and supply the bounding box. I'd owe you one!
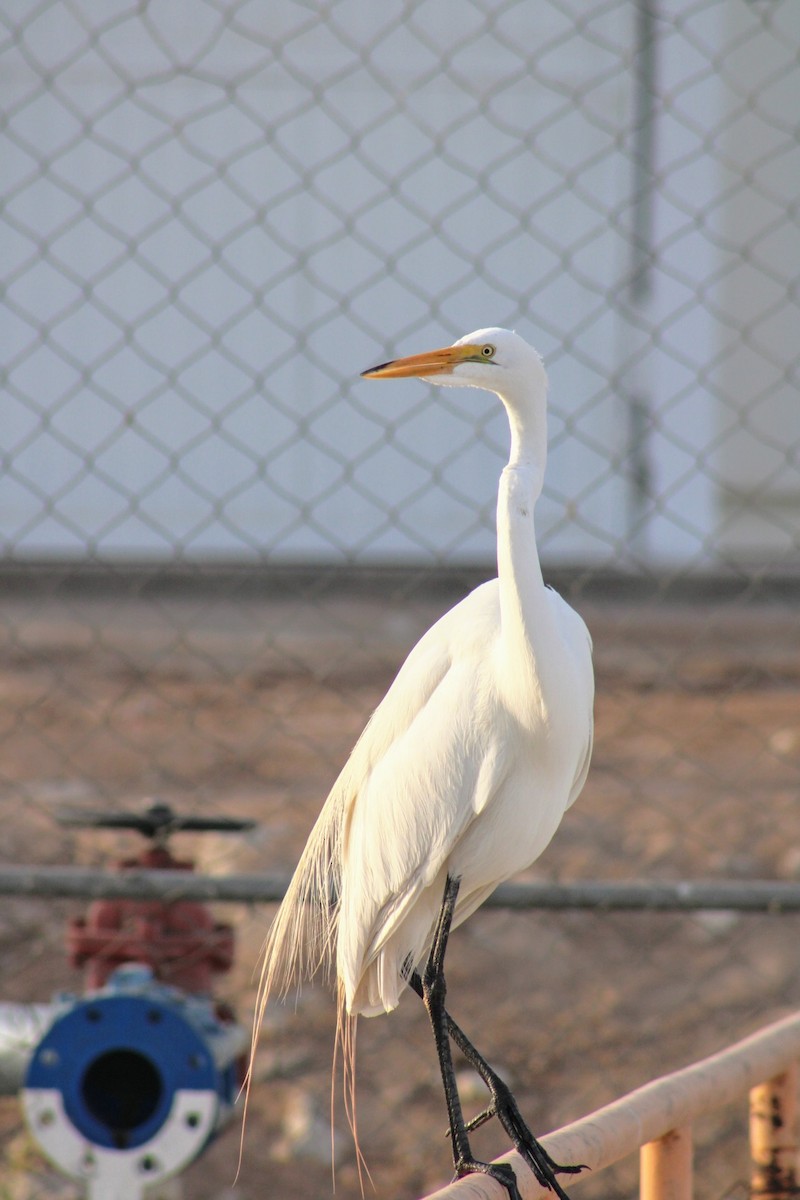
[55,801,256,841]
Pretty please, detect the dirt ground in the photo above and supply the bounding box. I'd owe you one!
[0,584,799,1199]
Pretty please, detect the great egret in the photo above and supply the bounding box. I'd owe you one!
[255,328,594,1200]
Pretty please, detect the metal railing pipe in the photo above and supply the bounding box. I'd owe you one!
[420,1010,800,1199]
[4,867,800,911]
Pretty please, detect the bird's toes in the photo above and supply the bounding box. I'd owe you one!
[449,1103,496,1137]
[517,1126,586,1178]
[498,1105,583,1193]
[456,1158,523,1200]
[551,1160,587,1177]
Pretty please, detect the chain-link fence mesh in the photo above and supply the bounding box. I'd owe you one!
[1,1,799,1197]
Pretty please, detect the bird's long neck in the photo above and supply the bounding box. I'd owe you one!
[496,394,554,692]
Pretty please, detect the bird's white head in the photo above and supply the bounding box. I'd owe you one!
[361,327,547,408]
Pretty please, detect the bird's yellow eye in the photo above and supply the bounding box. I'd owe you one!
[481,344,495,359]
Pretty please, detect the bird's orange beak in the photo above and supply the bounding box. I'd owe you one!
[361,343,482,380]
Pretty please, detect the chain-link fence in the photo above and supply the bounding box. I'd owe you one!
[1,1,799,1197]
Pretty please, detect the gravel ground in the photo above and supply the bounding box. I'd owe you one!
[0,587,798,1199]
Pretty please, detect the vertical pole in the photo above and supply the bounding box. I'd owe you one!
[623,0,659,556]
[630,0,658,306]
[640,1126,693,1200]
[750,1065,799,1199]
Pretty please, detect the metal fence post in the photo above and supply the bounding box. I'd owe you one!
[750,1066,800,1199]
[640,1126,693,1200]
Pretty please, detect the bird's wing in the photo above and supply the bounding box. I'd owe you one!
[547,587,595,810]
[256,583,499,1013]
[334,580,500,803]
[567,713,593,809]
[334,585,507,992]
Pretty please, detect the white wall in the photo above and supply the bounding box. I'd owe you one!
[1,2,797,569]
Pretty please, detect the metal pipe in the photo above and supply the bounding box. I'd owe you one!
[2,866,800,911]
[640,1127,693,1200]
[749,1066,799,1199]
[630,0,659,304]
[0,1003,55,1094]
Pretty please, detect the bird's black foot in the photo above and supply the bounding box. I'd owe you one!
[473,1075,584,1200]
[454,1155,525,1200]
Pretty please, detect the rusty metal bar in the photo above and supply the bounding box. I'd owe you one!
[640,1127,693,1200]
[750,1066,799,1200]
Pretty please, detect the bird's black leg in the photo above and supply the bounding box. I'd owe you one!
[415,876,529,1200]
[443,1016,582,1199]
[409,878,581,1200]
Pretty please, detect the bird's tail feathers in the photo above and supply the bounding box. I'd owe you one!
[240,791,346,1160]
[334,979,373,1193]
[254,787,345,1029]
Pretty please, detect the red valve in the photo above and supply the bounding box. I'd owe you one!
[67,844,235,994]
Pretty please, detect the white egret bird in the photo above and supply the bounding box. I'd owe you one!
[255,328,594,1200]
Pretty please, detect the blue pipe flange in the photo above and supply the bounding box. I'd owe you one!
[21,966,246,1195]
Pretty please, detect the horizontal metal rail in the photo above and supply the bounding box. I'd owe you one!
[4,864,800,907]
[422,1009,800,1199]
[3,866,800,911]
[6,862,800,1197]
